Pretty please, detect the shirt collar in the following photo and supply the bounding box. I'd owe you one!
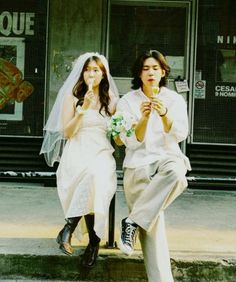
[136,88,150,101]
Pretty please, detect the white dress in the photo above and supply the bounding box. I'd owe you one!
[56,108,117,239]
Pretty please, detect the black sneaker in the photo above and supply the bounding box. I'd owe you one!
[118,217,137,256]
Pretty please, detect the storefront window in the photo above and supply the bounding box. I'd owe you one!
[0,0,47,137]
[109,1,190,95]
[193,0,236,144]
[217,49,236,83]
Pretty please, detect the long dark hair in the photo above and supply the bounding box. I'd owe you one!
[72,56,111,116]
[131,50,170,90]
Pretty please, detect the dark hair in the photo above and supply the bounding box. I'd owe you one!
[72,56,111,116]
[131,50,170,90]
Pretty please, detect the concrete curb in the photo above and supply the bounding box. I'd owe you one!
[0,252,236,281]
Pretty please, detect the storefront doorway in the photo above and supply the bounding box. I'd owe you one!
[192,0,236,145]
[107,0,197,168]
[108,0,196,98]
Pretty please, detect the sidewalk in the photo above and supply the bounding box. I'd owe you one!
[0,182,236,281]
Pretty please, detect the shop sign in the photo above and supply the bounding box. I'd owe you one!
[174,80,189,93]
[216,36,236,98]
[215,85,236,98]
[217,35,236,45]
[194,80,206,99]
[0,11,35,36]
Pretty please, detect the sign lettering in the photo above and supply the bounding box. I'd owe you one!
[0,11,35,36]
[215,85,236,97]
[217,35,236,44]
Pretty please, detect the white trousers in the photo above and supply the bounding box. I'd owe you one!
[123,156,188,282]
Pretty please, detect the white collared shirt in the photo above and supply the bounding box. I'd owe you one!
[116,87,191,169]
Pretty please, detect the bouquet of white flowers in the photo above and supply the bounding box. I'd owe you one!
[107,111,135,138]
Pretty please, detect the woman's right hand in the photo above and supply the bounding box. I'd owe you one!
[82,90,95,110]
[134,101,151,142]
[140,101,152,119]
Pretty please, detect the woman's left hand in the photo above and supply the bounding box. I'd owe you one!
[151,96,167,116]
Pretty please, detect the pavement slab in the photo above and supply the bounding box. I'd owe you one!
[0,182,236,281]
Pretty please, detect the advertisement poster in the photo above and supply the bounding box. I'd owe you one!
[0,1,47,137]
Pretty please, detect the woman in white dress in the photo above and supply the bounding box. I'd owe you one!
[40,52,119,267]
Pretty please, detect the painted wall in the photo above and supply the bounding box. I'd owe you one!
[46,0,104,115]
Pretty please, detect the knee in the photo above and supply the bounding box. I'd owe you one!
[165,167,187,186]
[172,167,186,179]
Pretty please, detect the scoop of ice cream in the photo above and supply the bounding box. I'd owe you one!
[152,86,160,95]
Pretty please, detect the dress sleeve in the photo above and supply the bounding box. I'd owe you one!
[109,91,119,114]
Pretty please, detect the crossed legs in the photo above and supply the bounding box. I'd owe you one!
[119,156,187,281]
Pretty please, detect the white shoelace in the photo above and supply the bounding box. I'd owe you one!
[124,224,136,247]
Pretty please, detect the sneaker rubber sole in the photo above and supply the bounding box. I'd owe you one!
[118,237,134,256]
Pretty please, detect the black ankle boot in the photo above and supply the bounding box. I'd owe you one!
[82,242,100,267]
[82,214,100,267]
[56,217,81,255]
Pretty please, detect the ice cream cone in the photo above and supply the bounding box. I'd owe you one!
[88,78,94,91]
[152,85,160,96]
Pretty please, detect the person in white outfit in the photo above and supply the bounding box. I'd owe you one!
[116,50,191,281]
[40,52,119,267]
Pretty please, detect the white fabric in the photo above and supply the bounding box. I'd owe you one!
[40,52,119,167]
[56,109,117,239]
[127,157,188,232]
[123,158,188,282]
[116,87,191,170]
[139,212,174,282]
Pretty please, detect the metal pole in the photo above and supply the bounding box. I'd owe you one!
[187,176,236,182]
[106,194,117,248]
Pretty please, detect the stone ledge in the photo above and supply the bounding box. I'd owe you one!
[0,252,236,282]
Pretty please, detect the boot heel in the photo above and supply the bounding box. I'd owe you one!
[56,229,63,244]
[56,217,81,256]
[56,234,61,244]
